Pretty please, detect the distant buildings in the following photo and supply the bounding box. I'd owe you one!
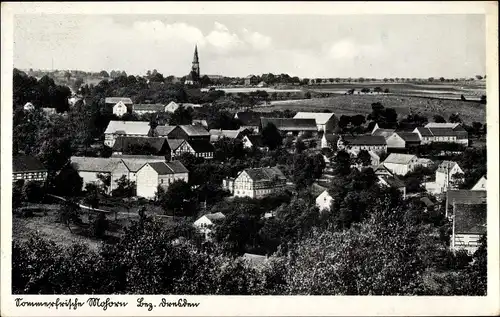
[209,128,248,142]
[337,135,387,155]
[293,112,338,132]
[413,123,468,145]
[112,101,129,117]
[385,132,421,150]
[105,97,133,106]
[260,118,317,136]
[132,103,166,115]
[224,167,288,199]
[173,139,215,160]
[244,75,258,86]
[234,111,267,132]
[12,154,48,183]
[185,45,200,86]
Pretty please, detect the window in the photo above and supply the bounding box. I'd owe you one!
[161,179,164,184]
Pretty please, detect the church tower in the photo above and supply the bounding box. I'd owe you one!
[188,45,200,84]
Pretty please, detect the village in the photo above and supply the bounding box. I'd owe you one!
[12,35,488,294]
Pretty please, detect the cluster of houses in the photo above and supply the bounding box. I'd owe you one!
[107,97,202,118]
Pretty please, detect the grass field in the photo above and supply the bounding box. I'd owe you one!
[255,94,486,123]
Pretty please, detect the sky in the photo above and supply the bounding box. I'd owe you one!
[14,14,485,78]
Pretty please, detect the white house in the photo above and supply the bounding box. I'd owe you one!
[293,112,338,132]
[471,176,487,191]
[413,124,468,146]
[385,132,421,149]
[315,190,334,212]
[230,167,288,199]
[105,97,133,106]
[242,135,268,151]
[382,153,420,176]
[103,121,151,147]
[112,101,128,117]
[135,161,189,199]
[165,101,180,113]
[193,212,226,241]
[435,161,463,191]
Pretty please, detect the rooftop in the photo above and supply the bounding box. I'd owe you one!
[179,125,210,136]
[245,135,266,147]
[132,104,165,112]
[243,166,287,182]
[341,135,387,146]
[261,118,317,131]
[13,154,47,173]
[383,153,417,165]
[447,189,487,205]
[112,136,168,153]
[146,161,189,175]
[293,112,336,125]
[454,203,486,235]
[105,97,133,105]
[104,121,151,135]
[186,139,215,153]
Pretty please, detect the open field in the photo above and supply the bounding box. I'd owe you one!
[201,87,302,94]
[255,94,486,123]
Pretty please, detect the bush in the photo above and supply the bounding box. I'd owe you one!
[22,181,45,203]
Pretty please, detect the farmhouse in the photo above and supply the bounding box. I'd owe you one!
[337,135,387,155]
[293,112,338,132]
[451,203,486,255]
[385,132,421,149]
[234,111,268,132]
[229,167,288,199]
[12,154,48,183]
[413,125,468,146]
[260,118,317,136]
[167,125,210,141]
[471,176,487,191]
[315,190,334,212]
[166,139,185,158]
[382,153,420,176]
[193,212,226,240]
[112,101,128,117]
[445,189,487,218]
[105,97,133,105]
[242,135,268,151]
[244,75,258,86]
[172,139,215,159]
[135,161,189,199]
[111,136,170,157]
[132,103,166,115]
[104,121,151,147]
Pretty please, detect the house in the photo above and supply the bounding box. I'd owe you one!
[413,124,468,146]
[321,134,338,149]
[70,156,166,193]
[471,176,487,191]
[451,203,486,254]
[229,167,288,199]
[385,132,421,149]
[382,153,420,176]
[166,139,185,158]
[372,125,396,139]
[234,111,271,133]
[112,101,129,117]
[244,75,258,86]
[173,139,215,159]
[154,125,177,138]
[367,151,381,166]
[260,118,317,136]
[242,135,268,151]
[104,121,151,147]
[135,161,189,199]
[209,128,248,142]
[377,175,406,199]
[167,125,210,141]
[257,81,268,88]
[337,135,387,155]
[132,103,166,115]
[105,97,133,106]
[192,119,209,129]
[374,164,395,177]
[193,212,226,240]
[435,161,463,192]
[111,136,170,157]
[293,112,338,132]
[445,189,487,218]
[222,177,235,194]
[165,101,180,113]
[12,154,48,183]
[23,102,35,111]
[315,190,334,212]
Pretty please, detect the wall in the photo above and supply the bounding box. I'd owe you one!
[386,134,405,149]
[383,163,409,176]
[453,233,482,255]
[136,164,159,199]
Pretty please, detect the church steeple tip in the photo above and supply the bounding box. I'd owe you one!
[193,45,199,63]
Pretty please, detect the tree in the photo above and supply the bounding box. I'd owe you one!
[374,87,382,94]
[22,181,45,203]
[433,115,446,123]
[58,199,81,233]
[90,212,108,239]
[169,105,193,125]
[304,91,311,99]
[99,70,109,78]
[159,180,194,216]
[439,77,445,82]
[428,77,434,82]
[261,122,283,150]
[111,176,136,197]
[479,95,486,104]
[475,75,483,80]
[384,88,390,93]
[332,150,352,176]
[449,113,462,123]
[357,150,372,167]
[52,165,83,197]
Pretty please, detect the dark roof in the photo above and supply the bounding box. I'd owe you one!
[244,167,286,182]
[397,132,421,143]
[13,154,47,173]
[204,212,225,221]
[235,111,267,126]
[447,190,487,205]
[147,161,189,175]
[379,175,405,188]
[245,135,266,147]
[261,118,317,131]
[105,97,133,104]
[420,197,435,207]
[454,203,487,235]
[167,139,185,151]
[372,128,396,137]
[179,125,210,136]
[112,137,168,154]
[155,125,176,137]
[186,140,215,153]
[416,127,468,139]
[132,104,165,112]
[415,127,433,137]
[341,135,387,146]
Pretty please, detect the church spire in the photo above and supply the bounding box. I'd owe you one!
[193,45,199,64]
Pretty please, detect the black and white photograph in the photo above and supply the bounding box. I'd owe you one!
[1,2,499,316]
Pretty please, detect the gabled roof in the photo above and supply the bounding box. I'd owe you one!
[425,122,460,129]
[167,139,185,151]
[70,157,120,173]
[243,166,286,182]
[112,101,128,108]
[105,97,133,105]
[104,121,151,135]
[155,125,176,137]
[122,157,166,172]
[397,132,421,142]
[341,135,386,146]
[293,112,336,125]
[204,212,226,222]
[13,154,47,173]
[165,101,179,109]
[112,137,168,154]
[415,126,467,139]
[471,176,487,191]
[209,129,244,141]
[146,161,189,175]
[244,135,266,147]
[447,190,487,204]
[373,128,396,138]
[454,203,486,235]
[378,175,405,188]
[374,164,394,176]
[245,74,256,79]
[437,161,459,173]
[192,119,208,128]
[261,118,317,131]
[179,125,210,136]
[241,253,267,267]
[383,153,417,165]
[235,111,271,126]
[186,139,215,153]
[132,104,165,112]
